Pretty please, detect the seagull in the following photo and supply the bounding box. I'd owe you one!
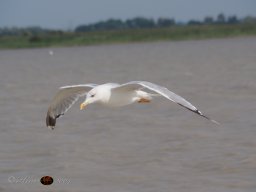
[46,81,219,129]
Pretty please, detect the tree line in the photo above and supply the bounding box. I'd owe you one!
[1,14,256,36]
[75,14,245,32]
[75,17,175,32]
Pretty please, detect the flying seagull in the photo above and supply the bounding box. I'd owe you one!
[46,81,219,129]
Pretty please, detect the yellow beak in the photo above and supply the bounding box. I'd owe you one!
[80,102,87,110]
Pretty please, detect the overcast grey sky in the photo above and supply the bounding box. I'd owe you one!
[0,0,255,29]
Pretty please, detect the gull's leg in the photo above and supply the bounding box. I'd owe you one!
[136,90,152,103]
[137,97,151,103]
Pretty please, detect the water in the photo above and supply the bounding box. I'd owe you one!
[1,37,256,192]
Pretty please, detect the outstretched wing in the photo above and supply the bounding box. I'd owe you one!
[113,81,219,124]
[46,84,97,129]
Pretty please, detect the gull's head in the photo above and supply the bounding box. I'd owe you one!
[80,85,111,110]
[80,89,99,110]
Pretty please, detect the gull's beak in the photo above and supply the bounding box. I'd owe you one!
[80,102,88,110]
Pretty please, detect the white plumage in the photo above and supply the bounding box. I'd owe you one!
[46,81,219,129]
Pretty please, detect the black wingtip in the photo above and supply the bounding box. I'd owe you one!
[195,110,220,125]
[177,103,220,125]
[46,112,56,130]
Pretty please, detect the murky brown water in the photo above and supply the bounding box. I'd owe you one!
[1,37,256,192]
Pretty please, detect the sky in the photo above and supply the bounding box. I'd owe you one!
[0,0,255,29]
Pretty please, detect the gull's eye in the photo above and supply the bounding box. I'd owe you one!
[91,94,95,98]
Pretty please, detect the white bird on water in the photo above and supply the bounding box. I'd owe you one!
[46,81,219,129]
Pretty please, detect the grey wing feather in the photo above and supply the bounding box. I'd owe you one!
[46,84,97,129]
[115,81,219,124]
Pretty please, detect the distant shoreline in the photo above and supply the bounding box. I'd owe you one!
[1,24,256,49]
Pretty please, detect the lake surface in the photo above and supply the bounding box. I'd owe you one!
[1,37,256,192]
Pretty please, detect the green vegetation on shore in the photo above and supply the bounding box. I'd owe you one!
[1,15,256,49]
[1,24,256,49]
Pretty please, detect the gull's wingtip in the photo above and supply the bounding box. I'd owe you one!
[201,112,220,125]
[196,110,220,125]
[46,112,56,130]
[47,125,55,130]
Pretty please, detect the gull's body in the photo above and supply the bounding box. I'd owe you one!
[46,81,218,129]
[93,83,152,107]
